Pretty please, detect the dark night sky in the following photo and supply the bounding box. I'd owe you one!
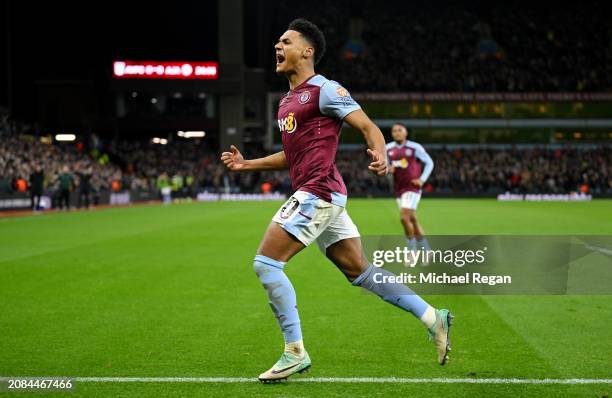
[1,1,219,122]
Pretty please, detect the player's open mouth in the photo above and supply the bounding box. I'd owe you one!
[276,54,285,65]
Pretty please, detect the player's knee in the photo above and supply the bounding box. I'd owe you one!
[350,263,375,286]
[253,255,284,276]
[253,259,267,275]
[331,259,363,283]
[344,268,364,283]
[405,210,417,223]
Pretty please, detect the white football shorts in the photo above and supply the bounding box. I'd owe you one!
[272,190,360,251]
[396,191,421,210]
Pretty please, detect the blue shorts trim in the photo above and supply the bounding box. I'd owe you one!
[331,192,347,207]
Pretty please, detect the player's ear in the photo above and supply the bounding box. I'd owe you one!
[303,47,314,60]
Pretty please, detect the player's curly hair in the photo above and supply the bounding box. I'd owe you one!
[392,122,409,131]
[287,18,326,65]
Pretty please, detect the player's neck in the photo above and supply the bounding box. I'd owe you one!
[285,66,316,90]
[395,139,407,146]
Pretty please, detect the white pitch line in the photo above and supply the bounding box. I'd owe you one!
[68,377,612,384]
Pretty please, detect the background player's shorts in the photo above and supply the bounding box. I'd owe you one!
[397,191,421,210]
[272,190,360,251]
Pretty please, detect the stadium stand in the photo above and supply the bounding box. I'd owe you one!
[1,137,610,204]
[270,1,612,92]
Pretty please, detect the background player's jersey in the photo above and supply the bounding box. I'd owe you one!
[386,140,434,197]
[277,74,360,207]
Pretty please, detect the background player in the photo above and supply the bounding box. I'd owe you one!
[386,123,434,257]
[221,19,452,383]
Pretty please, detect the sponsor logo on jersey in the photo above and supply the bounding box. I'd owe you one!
[336,86,349,97]
[278,112,298,133]
[298,91,311,104]
[391,158,409,168]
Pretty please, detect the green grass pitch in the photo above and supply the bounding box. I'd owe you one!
[1,199,611,397]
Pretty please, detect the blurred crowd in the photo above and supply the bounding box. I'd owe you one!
[1,136,610,208]
[0,136,122,208]
[426,146,611,195]
[337,146,611,196]
[271,1,612,92]
[106,140,294,198]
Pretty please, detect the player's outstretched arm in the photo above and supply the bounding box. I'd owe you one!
[220,145,288,172]
[344,110,388,176]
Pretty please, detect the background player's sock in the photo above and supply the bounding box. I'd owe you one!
[352,264,429,319]
[407,237,417,250]
[418,237,431,251]
[253,255,302,344]
[285,339,305,356]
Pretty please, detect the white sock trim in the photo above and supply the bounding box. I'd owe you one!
[420,306,436,329]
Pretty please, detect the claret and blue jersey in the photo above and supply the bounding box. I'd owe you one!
[386,140,434,197]
[277,74,360,207]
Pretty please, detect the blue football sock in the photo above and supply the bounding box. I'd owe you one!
[418,237,431,251]
[407,237,417,250]
[352,264,429,318]
[253,255,302,343]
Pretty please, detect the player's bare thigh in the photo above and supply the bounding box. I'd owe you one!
[401,207,416,219]
[403,208,422,225]
[402,208,425,236]
[325,237,369,282]
[400,207,415,231]
[257,222,305,262]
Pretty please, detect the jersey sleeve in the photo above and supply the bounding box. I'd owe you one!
[414,144,434,182]
[319,81,361,119]
[385,142,395,163]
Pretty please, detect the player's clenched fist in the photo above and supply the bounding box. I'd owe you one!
[220,145,246,171]
[367,148,388,176]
